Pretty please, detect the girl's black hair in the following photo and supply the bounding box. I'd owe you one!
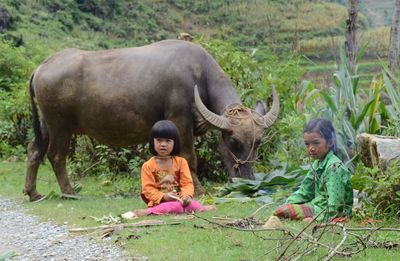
[149,120,181,156]
[303,118,338,155]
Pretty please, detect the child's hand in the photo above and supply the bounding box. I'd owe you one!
[163,192,182,203]
[181,195,192,206]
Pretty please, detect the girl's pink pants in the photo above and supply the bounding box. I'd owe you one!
[147,200,205,215]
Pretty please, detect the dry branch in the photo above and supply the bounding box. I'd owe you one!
[196,213,400,260]
[69,220,181,233]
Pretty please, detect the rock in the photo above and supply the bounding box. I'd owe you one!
[356,133,400,168]
[262,215,283,229]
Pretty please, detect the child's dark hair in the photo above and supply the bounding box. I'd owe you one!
[303,118,338,155]
[149,120,181,156]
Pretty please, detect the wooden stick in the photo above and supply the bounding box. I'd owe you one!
[69,220,181,233]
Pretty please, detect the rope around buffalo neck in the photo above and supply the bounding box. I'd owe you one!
[222,104,259,172]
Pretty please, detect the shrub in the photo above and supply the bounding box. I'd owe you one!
[0,40,35,158]
[68,136,148,179]
[355,161,400,217]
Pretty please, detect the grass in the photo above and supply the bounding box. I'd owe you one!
[1,160,400,260]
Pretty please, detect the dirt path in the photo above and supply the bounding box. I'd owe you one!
[0,196,127,260]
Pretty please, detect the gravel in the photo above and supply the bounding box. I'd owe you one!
[0,197,127,260]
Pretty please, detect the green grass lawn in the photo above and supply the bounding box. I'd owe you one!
[1,160,400,260]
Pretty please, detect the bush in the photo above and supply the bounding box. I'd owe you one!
[0,40,35,158]
[68,136,148,179]
[355,161,400,218]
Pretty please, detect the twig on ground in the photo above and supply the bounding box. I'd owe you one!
[324,225,348,261]
[193,213,287,232]
[69,220,181,233]
[205,211,400,260]
[250,202,274,216]
[275,209,326,260]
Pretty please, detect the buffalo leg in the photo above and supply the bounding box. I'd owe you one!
[24,140,45,201]
[180,138,205,196]
[187,152,206,196]
[47,132,75,196]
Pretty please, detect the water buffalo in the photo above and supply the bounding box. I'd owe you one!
[24,40,279,201]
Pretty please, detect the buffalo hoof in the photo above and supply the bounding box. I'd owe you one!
[29,193,44,202]
[23,189,44,202]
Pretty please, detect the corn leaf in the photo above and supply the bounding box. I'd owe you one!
[354,99,374,131]
[319,90,337,112]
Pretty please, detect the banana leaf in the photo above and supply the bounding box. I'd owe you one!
[226,178,262,192]
[255,195,273,204]
[216,169,303,198]
[252,189,272,197]
[260,171,297,187]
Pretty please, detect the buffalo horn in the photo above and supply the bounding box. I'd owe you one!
[194,85,230,130]
[263,86,280,128]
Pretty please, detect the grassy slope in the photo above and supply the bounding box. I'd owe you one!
[0,1,364,54]
[0,0,392,87]
[1,161,400,260]
[363,0,395,27]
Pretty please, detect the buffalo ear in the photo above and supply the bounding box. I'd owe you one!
[253,101,266,115]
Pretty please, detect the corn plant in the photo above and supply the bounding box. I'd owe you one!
[379,66,400,136]
[382,66,400,120]
[315,47,386,164]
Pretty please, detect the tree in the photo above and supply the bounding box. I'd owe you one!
[388,0,400,71]
[344,0,358,74]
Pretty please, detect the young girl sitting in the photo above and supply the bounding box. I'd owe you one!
[122,120,215,219]
[273,118,353,222]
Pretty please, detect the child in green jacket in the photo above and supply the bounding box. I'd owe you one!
[274,118,353,222]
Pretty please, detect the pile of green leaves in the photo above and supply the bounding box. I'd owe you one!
[214,164,308,204]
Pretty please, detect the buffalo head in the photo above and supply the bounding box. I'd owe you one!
[194,85,279,180]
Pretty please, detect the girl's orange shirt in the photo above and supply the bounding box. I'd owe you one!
[140,156,194,207]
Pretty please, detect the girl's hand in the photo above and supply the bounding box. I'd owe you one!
[181,195,192,206]
[163,192,182,203]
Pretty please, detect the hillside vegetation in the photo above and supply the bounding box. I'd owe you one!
[0,0,397,164]
[0,0,393,60]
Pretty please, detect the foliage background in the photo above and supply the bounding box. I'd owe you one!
[0,0,399,218]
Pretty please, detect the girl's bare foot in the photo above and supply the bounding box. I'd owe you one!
[121,211,138,220]
[134,209,149,217]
